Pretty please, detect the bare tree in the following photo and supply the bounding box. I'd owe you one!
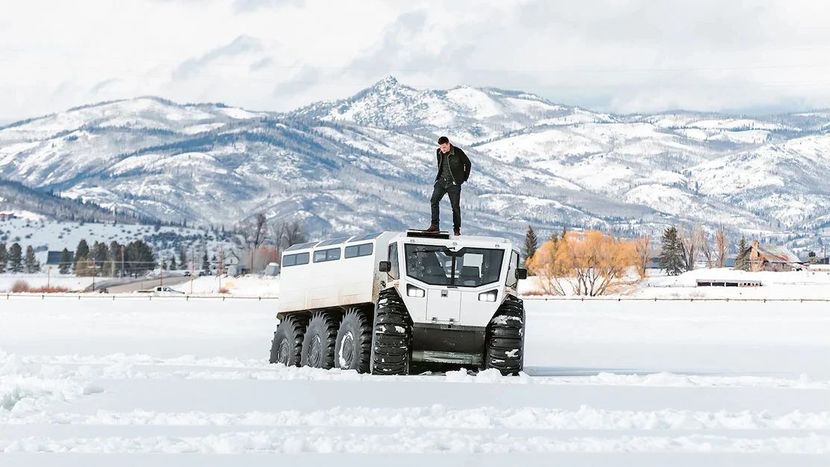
[267,219,308,264]
[678,225,701,271]
[700,230,714,268]
[633,236,651,278]
[237,213,267,273]
[715,226,727,268]
[282,220,307,248]
[270,221,286,252]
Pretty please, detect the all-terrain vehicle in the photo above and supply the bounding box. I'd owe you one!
[269,230,527,375]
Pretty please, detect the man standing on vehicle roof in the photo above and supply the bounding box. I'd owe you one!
[425,136,471,236]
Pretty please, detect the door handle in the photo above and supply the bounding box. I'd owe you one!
[441,290,448,297]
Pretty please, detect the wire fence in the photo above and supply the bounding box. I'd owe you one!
[521,296,830,303]
[3,293,830,303]
[2,293,279,301]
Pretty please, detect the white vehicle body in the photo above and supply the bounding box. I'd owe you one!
[278,232,399,314]
[276,231,524,370]
[278,232,520,325]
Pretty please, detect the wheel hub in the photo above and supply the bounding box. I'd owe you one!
[340,332,354,367]
[309,335,323,367]
[277,340,290,364]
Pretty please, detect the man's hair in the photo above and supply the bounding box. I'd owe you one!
[437,136,449,145]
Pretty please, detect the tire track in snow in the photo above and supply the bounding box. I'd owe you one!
[3,431,829,454]
[3,406,830,431]
[5,352,830,389]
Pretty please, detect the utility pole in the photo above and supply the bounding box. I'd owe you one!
[190,243,195,295]
[218,247,224,292]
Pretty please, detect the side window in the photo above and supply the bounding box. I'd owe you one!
[313,247,341,263]
[283,252,309,267]
[506,251,519,287]
[387,243,399,280]
[345,243,374,258]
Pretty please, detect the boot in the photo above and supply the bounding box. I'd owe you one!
[453,228,461,236]
[424,224,439,233]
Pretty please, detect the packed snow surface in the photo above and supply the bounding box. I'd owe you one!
[0,296,828,466]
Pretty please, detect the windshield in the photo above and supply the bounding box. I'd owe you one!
[404,244,504,287]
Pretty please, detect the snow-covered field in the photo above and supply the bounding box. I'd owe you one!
[520,267,830,299]
[0,273,279,296]
[0,273,95,293]
[171,275,280,297]
[1,296,828,466]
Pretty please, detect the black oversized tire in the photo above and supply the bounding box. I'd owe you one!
[484,295,525,375]
[371,288,412,375]
[334,307,372,373]
[300,311,339,369]
[269,315,307,366]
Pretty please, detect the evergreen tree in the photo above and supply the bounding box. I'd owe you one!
[202,251,210,272]
[169,256,177,270]
[0,243,6,274]
[109,241,122,276]
[75,239,89,270]
[179,247,188,271]
[659,227,686,276]
[735,237,750,271]
[124,240,155,274]
[24,245,39,273]
[8,242,23,273]
[59,248,72,274]
[93,241,108,266]
[523,225,538,263]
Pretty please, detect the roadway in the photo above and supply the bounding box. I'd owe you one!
[84,274,194,293]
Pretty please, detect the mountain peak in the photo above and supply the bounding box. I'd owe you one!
[367,75,405,94]
[374,75,399,86]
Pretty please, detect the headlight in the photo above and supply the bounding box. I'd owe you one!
[407,284,425,298]
[478,290,497,302]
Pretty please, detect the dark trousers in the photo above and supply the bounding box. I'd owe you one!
[430,182,461,230]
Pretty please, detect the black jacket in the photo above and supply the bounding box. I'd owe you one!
[434,145,472,185]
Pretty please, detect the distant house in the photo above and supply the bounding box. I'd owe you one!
[225,250,250,277]
[747,240,803,272]
[45,250,74,266]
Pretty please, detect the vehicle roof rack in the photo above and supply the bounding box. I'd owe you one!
[406,229,451,239]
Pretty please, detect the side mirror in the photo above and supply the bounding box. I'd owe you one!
[378,261,391,273]
[515,268,528,280]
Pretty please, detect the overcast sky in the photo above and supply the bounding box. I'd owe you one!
[2,0,830,122]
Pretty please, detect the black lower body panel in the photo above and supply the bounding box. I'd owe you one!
[411,323,485,366]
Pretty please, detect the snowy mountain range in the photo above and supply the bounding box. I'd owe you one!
[2,75,830,244]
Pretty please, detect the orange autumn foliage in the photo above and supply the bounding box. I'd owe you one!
[526,230,640,296]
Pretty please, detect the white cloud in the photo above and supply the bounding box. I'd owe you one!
[1,0,830,121]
